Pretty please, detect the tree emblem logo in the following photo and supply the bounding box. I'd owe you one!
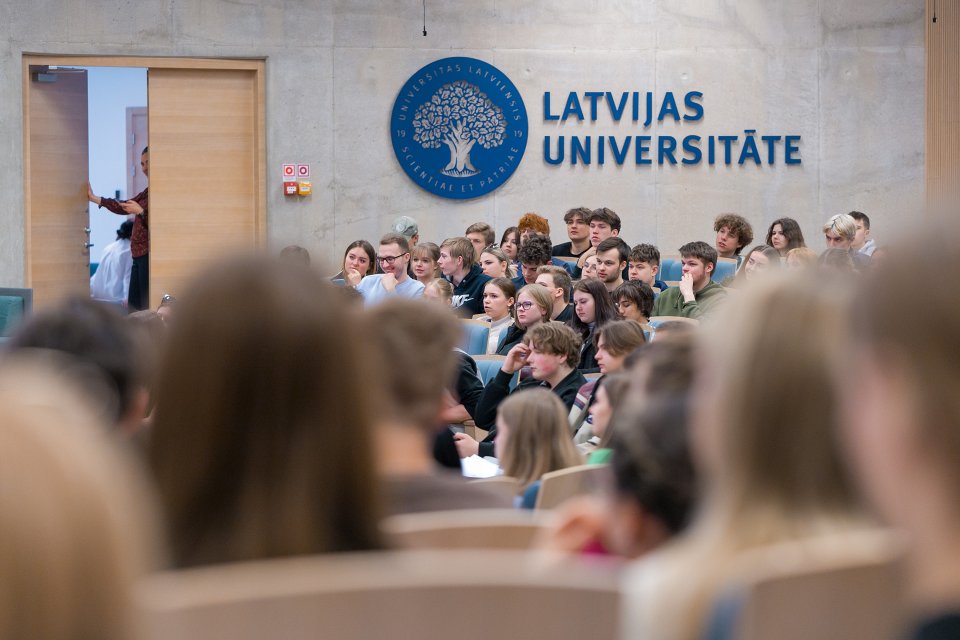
[391,57,528,200]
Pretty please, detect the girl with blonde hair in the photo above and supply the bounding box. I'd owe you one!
[496,388,584,507]
[622,271,867,640]
[479,245,517,279]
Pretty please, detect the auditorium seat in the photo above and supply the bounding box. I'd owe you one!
[137,550,620,640]
[659,256,683,281]
[535,464,611,510]
[0,287,32,338]
[474,355,519,389]
[382,509,546,550]
[459,319,490,356]
[713,257,738,283]
[704,530,904,640]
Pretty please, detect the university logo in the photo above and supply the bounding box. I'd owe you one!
[391,57,528,200]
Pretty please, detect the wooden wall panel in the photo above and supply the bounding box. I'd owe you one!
[927,0,960,208]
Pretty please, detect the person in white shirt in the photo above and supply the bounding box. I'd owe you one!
[90,220,133,304]
[356,233,425,305]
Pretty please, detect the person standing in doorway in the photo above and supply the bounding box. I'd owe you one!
[88,146,149,310]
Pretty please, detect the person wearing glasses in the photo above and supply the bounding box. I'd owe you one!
[355,233,424,305]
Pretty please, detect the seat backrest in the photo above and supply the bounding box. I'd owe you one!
[473,355,519,389]
[535,464,611,510]
[712,257,738,283]
[0,287,33,338]
[471,475,522,497]
[383,509,547,550]
[706,530,905,640]
[460,319,491,356]
[137,550,620,640]
[659,256,683,281]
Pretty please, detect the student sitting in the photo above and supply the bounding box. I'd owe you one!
[629,243,669,292]
[476,278,516,355]
[496,283,553,356]
[453,322,587,459]
[713,213,754,267]
[614,281,655,326]
[552,207,593,259]
[333,239,377,286]
[479,246,516,279]
[535,264,574,322]
[569,278,620,372]
[651,241,728,320]
[579,374,632,463]
[727,244,780,288]
[411,242,441,286]
[494,389,585,509]
[766,217,807,259]
[465,221,496,262]
[437,236,491,317]
[355,233,425,304]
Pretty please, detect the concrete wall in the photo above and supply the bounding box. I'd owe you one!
[1,0,925,281]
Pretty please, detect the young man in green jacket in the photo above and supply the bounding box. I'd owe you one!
[652,241,728,320]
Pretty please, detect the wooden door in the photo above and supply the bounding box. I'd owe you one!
[148,67,263,308]
[24,67,90,308]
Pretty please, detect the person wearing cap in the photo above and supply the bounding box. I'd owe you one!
[391,216,420,247]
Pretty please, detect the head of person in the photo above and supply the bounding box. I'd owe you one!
[377,232,411,279]
[364,299,461,432]
[437,237,475,277]
[848,210,871,251]
[480,246,512,279]
[823,213,857,250]
[517,233,553,284]
[571,278,619,331]
[149,256,383,567]
[524,321,582,381]
[713,214,754,258]
[391,215,419,247]
[766,217,806,256]
[595,319,647,374]
[342,239,376,278]
[693,271,858,534]
[842,219,960,540]
[535,265,572,307]
[678,241,717,289]
[483,278,516,322]
[581,253,599,280]
[6,297,147,432]
[733,244,781,285]
[423,278,454,306]
[411,242,440,282]
[588,207,622,247]
[563,207,592,244]
[818,247,856,275]
[140,145,149,177]
[279,244,310,266]
[595,237,630,286]
[0,359,160,640]
[605,395,696,558]
[514,283,553,329]
[496,388,583,488]
[629,244,661,287]
[500,226,521,261]
[517,212,551,245]
[465,222,496,260]
[613,281,655,324]
[588,374,632,446]
[785,246,818,269]
[117,219,134,241]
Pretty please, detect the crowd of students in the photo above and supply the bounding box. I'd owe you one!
[1,203,957,640]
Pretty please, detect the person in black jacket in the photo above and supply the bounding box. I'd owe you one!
[437,236,491,317]
[453,322,587,459]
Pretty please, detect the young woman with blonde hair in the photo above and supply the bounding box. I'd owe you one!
[622,271,867,640]
[411,242,441,285]
[496,282,553,356]
[479,245,517,279]
[496,388,584,507]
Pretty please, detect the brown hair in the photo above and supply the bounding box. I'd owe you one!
[536,264,572,303]
[524,321,583,369]
[424,278,454,305]
[516,283,554,322]
[679,241,718,271]
[588,207,622,232]
[564,207,592,224]
[613,281,655,319]
[517,212,550,235]
[364,299,461,432]
[713,214,755,255]
[596,319,647,357]
[379,232,410,253]
[765,217,806,252]
[465,222,496,247]
[498,388,583,487]
[149,256,383,568]
[629,243,661,267]
[341,239,377,276]
[786,246,817,266]
[280,244,310,265]
[440,236,477,271]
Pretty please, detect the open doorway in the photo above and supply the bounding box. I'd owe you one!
[23,55,267,311]
[85,66,148,308]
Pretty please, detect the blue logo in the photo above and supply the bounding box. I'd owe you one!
[391,57,528,200]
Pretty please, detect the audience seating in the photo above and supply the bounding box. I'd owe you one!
[714,257,738,282]
[382,509,548,550]
[0,287,33,338]
[704,530,905,640]
[474,355,518,389]
[658,256,738,285]
[535,464,611,510]
[553,256,578,266]
[471,475,522,496]
[137,550,620,640]
[460,319,491,356]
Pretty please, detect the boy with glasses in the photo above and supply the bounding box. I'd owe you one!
[355,233,424,304]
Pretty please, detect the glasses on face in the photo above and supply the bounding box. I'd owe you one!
[377,253,409,265]
[514,301,535,311]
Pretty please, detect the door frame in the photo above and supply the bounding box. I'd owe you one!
[21,54,267,293]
